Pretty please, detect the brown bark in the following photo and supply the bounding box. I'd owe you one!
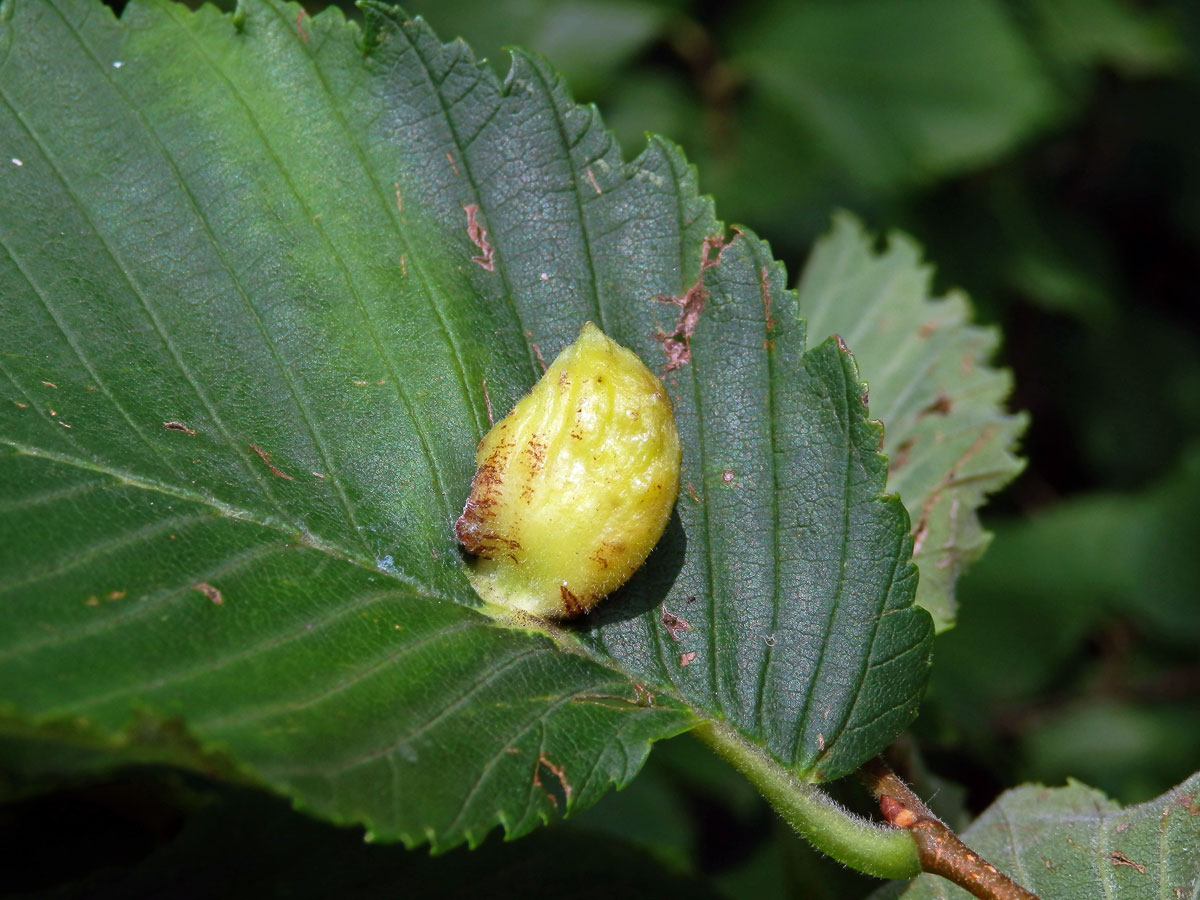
[859,758,1039,900]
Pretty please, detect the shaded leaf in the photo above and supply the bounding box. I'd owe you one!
[729,0,1058,193]
[402,0,671,97]
[9,775,723,900]
[1028,0,1185,78]
[796,214,1026,630]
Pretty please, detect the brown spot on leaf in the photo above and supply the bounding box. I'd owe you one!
[534,753,572,810]
[1108,852,1146,874]
[890,438,914,473]
[163,421,196,435]
[107,590,125,600]
[295,9,308,41]
[14,401,27,408]
[194,582,223,605]
[918,321,938,338]
[679,650,697,667]
[393,182,403,213]
[585,167,601,194]
[661,608,691,640]
[249,444,294,481]
[41,381,57,389]
[463,203,495,272]
[919,393,953,417]
[760,265,776,332]
[654,234,728,371]
[721,469,735,484]
[482,377,494,425]
[446,151,460,175]
[910,427,995,554]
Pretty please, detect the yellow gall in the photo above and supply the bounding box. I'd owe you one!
[456,322,682,619]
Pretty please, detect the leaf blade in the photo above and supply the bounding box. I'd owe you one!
[0,0,937,848]
[797,214,1027,629]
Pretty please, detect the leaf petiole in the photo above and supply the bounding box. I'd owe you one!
[691,719,921,879]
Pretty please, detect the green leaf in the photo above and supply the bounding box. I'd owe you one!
[402,0,671,98]
[796,214,1026,630]
[1027,0,1185,78]
[875,772,1200,899]
[0,0,932,851]
[729,0,1058,193]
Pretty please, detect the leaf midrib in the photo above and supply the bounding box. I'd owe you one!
[0,436,443,599]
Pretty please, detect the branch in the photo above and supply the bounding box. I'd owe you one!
[859,757,1039,900]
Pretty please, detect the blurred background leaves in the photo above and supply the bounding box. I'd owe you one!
[11,0,1200,896]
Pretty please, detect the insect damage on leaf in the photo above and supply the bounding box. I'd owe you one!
[456,322,681,619]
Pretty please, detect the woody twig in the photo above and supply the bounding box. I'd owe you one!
[858,757,1039,900]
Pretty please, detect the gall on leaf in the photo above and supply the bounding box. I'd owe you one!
[456,323,681,619]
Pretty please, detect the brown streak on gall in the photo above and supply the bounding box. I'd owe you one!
[559,585,585,617]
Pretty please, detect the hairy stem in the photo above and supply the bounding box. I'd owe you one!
[692,719,921,879]
[859,757,1039,900]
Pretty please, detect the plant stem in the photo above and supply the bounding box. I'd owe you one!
[691,718,921,879]
[859,757,1040,900]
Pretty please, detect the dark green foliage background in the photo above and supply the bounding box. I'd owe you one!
[6,0,1200,897]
